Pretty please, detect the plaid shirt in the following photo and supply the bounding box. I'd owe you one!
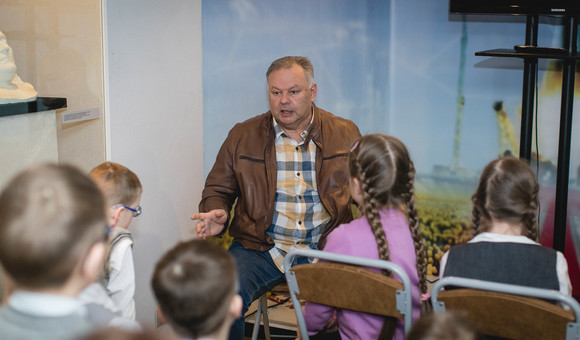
[267,115,331,272]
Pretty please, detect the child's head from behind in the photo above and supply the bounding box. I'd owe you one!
[472,157,539,240]
[407,311,481,340]
[152,239,241,339]
[348,134,427,295]
[348,134,413,209]
[90,162,142,229]
[0,163,107,290]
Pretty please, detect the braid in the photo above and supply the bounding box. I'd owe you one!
[471,197,482,235]
[360,171,391,276]
[406,161,427,295]
[525,182,539,242]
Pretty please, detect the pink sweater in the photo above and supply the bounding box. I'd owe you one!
[302,208,421,340]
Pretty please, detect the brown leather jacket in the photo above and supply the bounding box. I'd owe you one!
[199,105,361,251]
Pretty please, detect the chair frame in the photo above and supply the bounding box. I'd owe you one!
[283,248,413,340]
[431,276,580,340]
[250,283,294,340]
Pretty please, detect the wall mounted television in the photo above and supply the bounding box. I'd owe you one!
[449,0,580,16]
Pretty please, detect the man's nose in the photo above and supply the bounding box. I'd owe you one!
[280,92,289,104]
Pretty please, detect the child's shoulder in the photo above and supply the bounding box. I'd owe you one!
[334,215,369,233]
[324,216,372,248]
[109,228,133,248]
[105,228,135,276]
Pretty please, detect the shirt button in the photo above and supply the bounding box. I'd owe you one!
[297,172,300,177]
[298,195,302,200]
[295,146,299,151]
[298,221,302,225]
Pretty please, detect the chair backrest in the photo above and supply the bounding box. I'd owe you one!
[431,276,580,340]
[283,248,413,340]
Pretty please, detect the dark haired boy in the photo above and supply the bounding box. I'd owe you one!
[152,240,242,340]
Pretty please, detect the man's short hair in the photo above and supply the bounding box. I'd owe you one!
[267,56,314,87]
[152,239,237,339]
[90,162,142,207]
[0,163,107,289]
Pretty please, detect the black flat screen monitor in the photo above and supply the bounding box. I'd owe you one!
[449,0,580,16]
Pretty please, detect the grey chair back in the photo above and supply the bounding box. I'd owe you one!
[431,276,580,340]
[284,248,414,340]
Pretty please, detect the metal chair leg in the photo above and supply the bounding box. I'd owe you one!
[250,283,295,340]
[261,294,271,340]
[251,295,263,340]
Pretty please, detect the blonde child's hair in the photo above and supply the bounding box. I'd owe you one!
[0,163,107,289]
[90,162,142,207]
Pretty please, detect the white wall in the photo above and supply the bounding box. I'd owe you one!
[103,0,203,326]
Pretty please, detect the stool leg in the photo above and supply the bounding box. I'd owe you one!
[251,297,262,340]
[261,295,271,340]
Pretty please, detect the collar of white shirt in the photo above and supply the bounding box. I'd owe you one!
[8,290,85,317]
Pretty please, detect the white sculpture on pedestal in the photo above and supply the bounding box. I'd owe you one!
[0,31,37,104]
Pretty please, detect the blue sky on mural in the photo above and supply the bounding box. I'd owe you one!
[202,0,573,177]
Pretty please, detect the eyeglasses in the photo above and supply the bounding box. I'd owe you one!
[114,204,142,217]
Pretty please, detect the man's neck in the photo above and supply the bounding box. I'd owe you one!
[282,128,305,143]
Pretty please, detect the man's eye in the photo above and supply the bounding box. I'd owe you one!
[290,90,298,94]
[272,91,281,95]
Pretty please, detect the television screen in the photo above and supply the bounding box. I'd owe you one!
[449,0,580,16]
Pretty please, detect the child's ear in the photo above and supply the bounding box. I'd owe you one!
[110,206,124,227]
[229,294,243,320]
[155,305,169,326]
[82,242,106,282]
[351,178,363,199]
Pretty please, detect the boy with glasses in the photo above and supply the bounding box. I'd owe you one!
[80,162,143,321]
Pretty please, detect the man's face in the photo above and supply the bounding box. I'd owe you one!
[267,64,317,133]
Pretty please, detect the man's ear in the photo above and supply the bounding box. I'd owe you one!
[229,294,243,319]
[310,83,318,102]
[82,242,106,282]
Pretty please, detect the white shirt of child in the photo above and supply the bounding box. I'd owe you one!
[9,290,85,317]
[79,236,135,320]
[107,236,136,320]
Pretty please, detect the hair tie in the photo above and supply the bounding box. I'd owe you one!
[350,140,360,152]
[421,293,430,301]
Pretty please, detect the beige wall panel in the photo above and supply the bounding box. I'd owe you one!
[0,0,105,173]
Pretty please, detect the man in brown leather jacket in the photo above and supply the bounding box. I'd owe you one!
[191,56,360,339]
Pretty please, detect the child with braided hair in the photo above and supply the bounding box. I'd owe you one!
[440,157,571,295]
[302,134,425,340]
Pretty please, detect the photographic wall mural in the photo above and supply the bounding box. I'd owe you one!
[202,0,580,297]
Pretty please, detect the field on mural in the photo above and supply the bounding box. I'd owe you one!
[416,175,477,276]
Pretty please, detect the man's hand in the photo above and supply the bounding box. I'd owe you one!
[191,209,228,239]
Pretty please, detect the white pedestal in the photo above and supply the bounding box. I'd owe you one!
[0,109,58,189]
